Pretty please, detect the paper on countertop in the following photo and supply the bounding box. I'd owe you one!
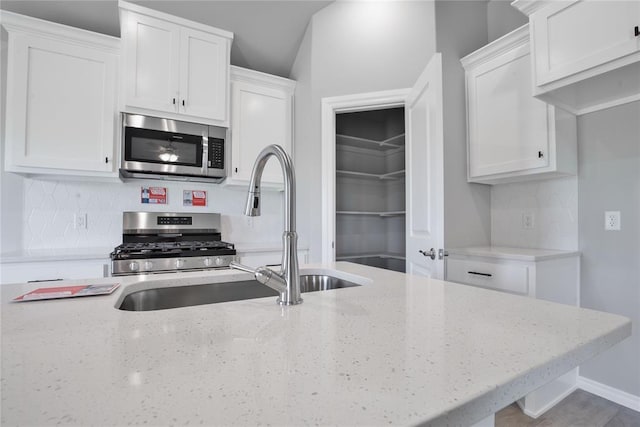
[13,283,120,302]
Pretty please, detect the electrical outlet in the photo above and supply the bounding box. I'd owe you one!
[605,211,621,231]
[244,216,254,229]
[74,212,88,230]
[522,212,535,230]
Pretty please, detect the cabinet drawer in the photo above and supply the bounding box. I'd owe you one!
[447,258,529,295]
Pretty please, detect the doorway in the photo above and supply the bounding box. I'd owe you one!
[320,53,444,278]
[334,107,406,273]
[320,89,409,266]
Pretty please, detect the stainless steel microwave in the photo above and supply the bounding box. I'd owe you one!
[120,113,228,183]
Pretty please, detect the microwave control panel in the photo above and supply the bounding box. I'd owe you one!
[208,138,225,170]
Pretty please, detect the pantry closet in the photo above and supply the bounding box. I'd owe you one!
[334,107,406,273]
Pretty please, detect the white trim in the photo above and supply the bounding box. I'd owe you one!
[510,0,552,16]
[578,376,640,412]
[460,25,528,68]
[320,89,410,263]
[0,10,120,51]
[230,65,296,93]
[574,93,640,116]
[118,0,233,40]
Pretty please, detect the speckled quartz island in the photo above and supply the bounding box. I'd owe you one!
[1,262,631,426]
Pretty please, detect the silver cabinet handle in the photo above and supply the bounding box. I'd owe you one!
[419,248,436,260]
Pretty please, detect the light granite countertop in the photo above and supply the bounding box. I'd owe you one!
[0,262,630,426]
[0,244,310,264]
[447,246,581,262]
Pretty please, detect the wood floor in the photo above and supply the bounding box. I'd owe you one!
[496,389,640,427]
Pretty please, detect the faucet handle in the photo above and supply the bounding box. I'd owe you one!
[229,262,287,294]
[229,261,256,275]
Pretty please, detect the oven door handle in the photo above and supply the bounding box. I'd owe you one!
[158,233,183,238]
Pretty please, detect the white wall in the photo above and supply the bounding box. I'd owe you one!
[491,177,579,250]
[16,178,284,251]
[577,101,640,397]
[487,0,527,43]
[291,0,437,262]
[435,0,492,249]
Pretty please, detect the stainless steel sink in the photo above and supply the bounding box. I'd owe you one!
[118,274,361,311]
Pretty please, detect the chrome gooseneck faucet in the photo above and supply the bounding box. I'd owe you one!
[229,144,302,306]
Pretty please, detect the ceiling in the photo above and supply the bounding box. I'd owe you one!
[0,0,333,78]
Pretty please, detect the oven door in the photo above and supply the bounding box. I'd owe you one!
[123,126,205,176]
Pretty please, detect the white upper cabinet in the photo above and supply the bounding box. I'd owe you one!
[2,11,120,178]
[226,66,296,189]
[119,1,232,126]
[462,25,577,185]
[513,0,640,115]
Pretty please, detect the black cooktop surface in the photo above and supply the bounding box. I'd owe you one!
[111,241,236,260]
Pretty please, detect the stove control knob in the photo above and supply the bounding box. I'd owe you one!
[203,258,213,267]
[129,262,139,272]
[143,261,153,271]
[215,257,224,266]
[176,259,185,269]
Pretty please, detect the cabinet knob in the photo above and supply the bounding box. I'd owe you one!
[538,151,544,158]
[173,98,176,105]
[182,99,185,107]
[635,26,639,37]
[105,157,109,163]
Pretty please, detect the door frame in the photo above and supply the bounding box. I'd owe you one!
[320,89,411,263]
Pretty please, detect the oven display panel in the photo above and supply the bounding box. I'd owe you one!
[157,216,193,225]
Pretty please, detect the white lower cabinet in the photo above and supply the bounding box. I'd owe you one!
[1,11,120,178]
[461,25,577,185]
[1,259,111,285]
[226,66,295,189]
[447,247,580,418]
[447,258,530,295]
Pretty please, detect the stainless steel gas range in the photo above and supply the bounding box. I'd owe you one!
[110,212,236,276]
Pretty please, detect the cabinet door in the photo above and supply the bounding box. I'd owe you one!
[122,11,180,113]
[230,81,292,185]
[531,0,640,86]
[467,44,550,179]
[6,34,117,172]
[179,27,228,122]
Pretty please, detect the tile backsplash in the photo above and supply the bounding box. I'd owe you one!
[19,178,284,250]
[491,176,579,251]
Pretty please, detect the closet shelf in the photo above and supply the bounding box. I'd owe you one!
[336,210,405,217]
[336,169,405,180]
[337,252,406,261]
[336,133,405,151]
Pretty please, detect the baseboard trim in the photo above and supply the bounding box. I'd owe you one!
[578,376,640,412]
